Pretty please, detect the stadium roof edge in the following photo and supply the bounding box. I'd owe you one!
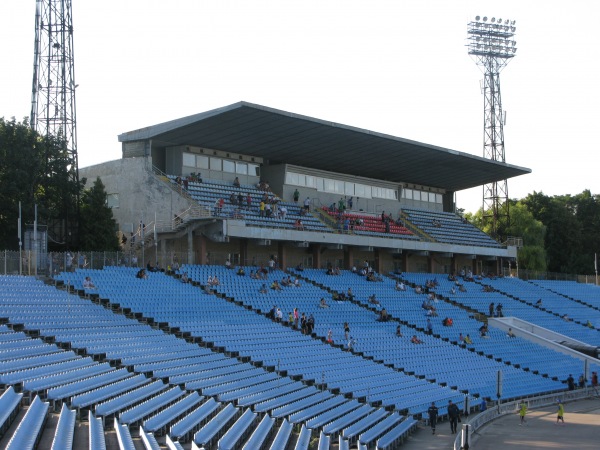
[118,101,531,192]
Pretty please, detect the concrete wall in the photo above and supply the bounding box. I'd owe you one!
[80,157,192,234]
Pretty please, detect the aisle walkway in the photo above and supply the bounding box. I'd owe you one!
[399,397,600,450]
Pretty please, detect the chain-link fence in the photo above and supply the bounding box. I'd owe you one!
[0,250,197,276]
[2,249,598,285]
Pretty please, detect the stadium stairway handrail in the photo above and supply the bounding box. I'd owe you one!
[398,211,434,242]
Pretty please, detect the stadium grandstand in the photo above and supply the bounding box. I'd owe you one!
[1,102,599,449]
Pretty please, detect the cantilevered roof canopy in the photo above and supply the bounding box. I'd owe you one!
[118,101,530,192]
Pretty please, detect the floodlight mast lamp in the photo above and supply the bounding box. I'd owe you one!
[31,0,80,248]
[467,16,517,241]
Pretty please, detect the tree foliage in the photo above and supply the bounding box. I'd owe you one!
[522,190,600,274]
[0,117,82,250]
[466,200,547,271]
[79,177,120,251]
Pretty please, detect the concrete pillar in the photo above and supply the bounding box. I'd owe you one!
[195,234,208,265]
[374,249,381,273]
[343,247,354,270]
[187,229,194,265]
[428,255,434,273]
[402,252,409,273]
[312,244,321,269]
[277,242,287,271]
[240,239,248,266]
[160,238,167,269]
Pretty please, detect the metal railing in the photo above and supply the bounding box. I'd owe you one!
[454,387,595,450]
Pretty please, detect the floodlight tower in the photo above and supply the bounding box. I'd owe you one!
[467,16,517,240]
[30,0,80,247]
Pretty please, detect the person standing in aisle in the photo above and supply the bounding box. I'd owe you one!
[519,400,528,425]
[556,401,565,425]
[428,402,439,434]
[448,400,460,433]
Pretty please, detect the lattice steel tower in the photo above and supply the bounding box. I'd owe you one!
[30,0,79,247]
[467,16,517,240]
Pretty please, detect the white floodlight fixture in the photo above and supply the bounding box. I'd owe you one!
[498,18,502,23]
[505,19,509,24]
[483,16,488,21]
[476,15,481,21]
[491,17,496,23]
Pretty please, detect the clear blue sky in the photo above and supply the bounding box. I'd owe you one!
[1,0,598,213]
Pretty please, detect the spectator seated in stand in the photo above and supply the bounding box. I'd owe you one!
[236,267,245,276]
[464,334,473,344]
[396,325,403,337]
[367,272,382,282]
[136,269,148,279]
[271,280,282,291]
[233,177,240,187]
[319,298,329,308]
[347,288,354,300]
[82,276,96,289]
[295,263,304,271]
[479,324,489,337]
[181,272,189,283]
[377,308,389,322]
[368,294,380,305]
[395,280,406,291]
[411,335,423,344]
[294,219,304,231]
[259,283,268,294]
[507,328,515,337]
[442,317,453,327]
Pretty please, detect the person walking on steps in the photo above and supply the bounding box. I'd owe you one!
[519,400,528,425]
[428,402,439,434]
[448,400,460,433]
[556,401,565,425]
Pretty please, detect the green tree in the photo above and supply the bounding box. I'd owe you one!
[467,200,547,271]
[505,201,546,271]
[523,191,584,274]
[0,117,83,250]
[79,177,120,251]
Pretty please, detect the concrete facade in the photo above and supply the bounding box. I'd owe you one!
[80,157,193,234]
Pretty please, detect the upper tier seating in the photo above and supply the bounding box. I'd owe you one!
[321,207,418,240]
[169,176,331,233]
[402,207,502,247]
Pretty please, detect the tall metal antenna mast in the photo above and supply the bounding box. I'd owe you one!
[467,16,517,240]
[31,0,80,247]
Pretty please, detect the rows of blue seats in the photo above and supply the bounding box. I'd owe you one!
[169,175,331,233]
[51,270,418,444]
[292,268,566,400]
[402,207,501,248]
